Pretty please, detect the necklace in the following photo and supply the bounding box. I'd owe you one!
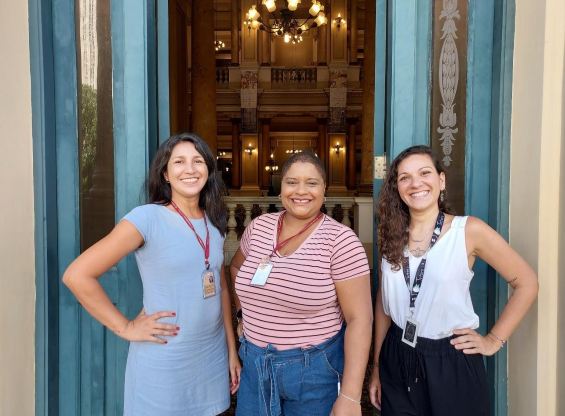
[409,246,427,257]
[408,220,440,256]
[408,226,435,243]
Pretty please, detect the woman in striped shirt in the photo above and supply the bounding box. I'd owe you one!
[230,150,373,416]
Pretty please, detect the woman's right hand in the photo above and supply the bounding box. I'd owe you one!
[368,366,382,410]
[116,309,179,344]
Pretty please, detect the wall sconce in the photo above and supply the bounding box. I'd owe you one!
[333,13,344,29]
[333,141,342,155]
[245,143,255,155]
[244,5,260,30]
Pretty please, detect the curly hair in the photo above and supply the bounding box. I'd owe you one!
[377,145,453,270]
[147,132,228,236]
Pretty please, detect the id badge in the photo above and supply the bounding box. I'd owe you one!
[202,270,216,298]
[401,316,419,348]
[250,257,273,286]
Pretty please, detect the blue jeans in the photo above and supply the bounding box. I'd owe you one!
[235,327,345,416]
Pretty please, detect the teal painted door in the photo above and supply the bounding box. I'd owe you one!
[375,1,511,415]
[56,1,162,414]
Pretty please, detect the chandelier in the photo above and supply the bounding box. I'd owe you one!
[213,8,225,51]
[245,0,328,44]
[214,40,225,51]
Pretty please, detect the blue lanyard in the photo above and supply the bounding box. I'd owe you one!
[402,211,445,310]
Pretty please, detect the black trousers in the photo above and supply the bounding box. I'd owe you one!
[380,323,490,416]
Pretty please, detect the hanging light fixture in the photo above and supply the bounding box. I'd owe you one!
[213,7,225,51]
[214,39,226,51]
[285,138,302,154]
[245,0,327,45]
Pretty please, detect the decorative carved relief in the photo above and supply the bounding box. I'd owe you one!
[431,0,468,214]
[437,0,460,167]
[329,68,348,132]
[241,70,258,132]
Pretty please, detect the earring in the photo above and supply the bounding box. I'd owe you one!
[440,190,445,203]
[324,196,327,202]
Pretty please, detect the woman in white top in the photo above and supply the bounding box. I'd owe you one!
[368,145,538,416]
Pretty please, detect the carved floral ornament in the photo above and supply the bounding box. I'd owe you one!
[437,0,460,167]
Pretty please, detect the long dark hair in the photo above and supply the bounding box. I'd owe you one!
[147,133,227,236]
[377,145,453,270]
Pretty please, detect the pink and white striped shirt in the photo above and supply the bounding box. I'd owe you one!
[235,212,370,349]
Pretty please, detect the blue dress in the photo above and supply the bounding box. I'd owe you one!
[123,204,229,416]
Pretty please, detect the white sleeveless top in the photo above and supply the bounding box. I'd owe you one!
[381,216,480,339]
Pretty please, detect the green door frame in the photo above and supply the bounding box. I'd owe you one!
[30,0,60,412]
[32,0,513,413]
[374,1,514,415]
[31,0,162,414]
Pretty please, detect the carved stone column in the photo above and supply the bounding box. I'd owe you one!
[346,118,357,190]
[259,30,271,66]
[349,0,358,64]
[260,119,271,189]
[231,118,241,189]
[360,0,375,194]
[231,0,239,65]
[191,0,217,151]
[317,23,328,65]
[317,118,329,174]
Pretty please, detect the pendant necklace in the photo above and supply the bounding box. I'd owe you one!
[408,225,435,254]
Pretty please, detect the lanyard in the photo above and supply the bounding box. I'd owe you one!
[402,211,445,311]
[273,211,324,255]
[170,200,211,270]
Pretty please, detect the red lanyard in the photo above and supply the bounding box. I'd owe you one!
[274,211,324,254]
[170,200,210,270]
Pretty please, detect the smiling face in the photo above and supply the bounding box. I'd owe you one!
[280,161,325,221]
[163,141,209,202]
[396,153,445,213]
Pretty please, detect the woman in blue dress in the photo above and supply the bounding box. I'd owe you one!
[63,133,241,415]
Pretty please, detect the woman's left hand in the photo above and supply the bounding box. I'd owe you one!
[228,349,242,394]
[451,328,501,356]
[330,394,362,416]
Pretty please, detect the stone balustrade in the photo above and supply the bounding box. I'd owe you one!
[216,67,229,88]
[271,67,317,89]
[223,196,367,265]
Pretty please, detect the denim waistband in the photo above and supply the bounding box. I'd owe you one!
[240,326,345,416]
[241,325,345,358]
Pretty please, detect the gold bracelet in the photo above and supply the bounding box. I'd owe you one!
[339,392,361,405]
